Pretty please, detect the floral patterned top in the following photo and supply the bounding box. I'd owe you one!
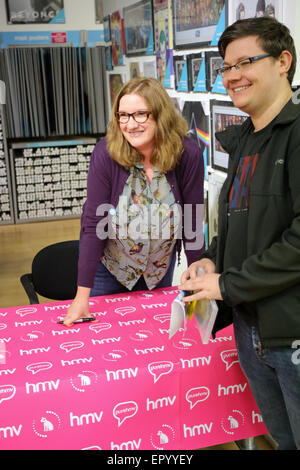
[102,163,180,289]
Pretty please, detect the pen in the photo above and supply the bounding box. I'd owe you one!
[57,317,97,324]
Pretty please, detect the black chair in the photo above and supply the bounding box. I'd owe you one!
[20,240,79,304]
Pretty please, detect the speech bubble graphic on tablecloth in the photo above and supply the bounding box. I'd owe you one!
[16,306,37,317]
[89,323,112,334]
[0,323,7,331]
[0,385,16,404]
[186,387,210,409]
[113,401,138,427]
[60,341,84,353]
[114,306,136,316]
[153,314,171,323]
[148,361,173,383]
[220,350,239,371]
[26,362,53,375]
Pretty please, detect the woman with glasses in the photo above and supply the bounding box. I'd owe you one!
[63,77,204,326]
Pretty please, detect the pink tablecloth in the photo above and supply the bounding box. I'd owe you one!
[0,286,267,450]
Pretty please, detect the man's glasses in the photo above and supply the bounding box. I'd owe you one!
[115,111,152,124]
[217,53,271,78]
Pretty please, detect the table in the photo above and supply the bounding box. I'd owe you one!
[0,287,267,450]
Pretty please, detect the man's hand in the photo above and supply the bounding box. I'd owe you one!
[179,272,223,302]
[180,258,216,284]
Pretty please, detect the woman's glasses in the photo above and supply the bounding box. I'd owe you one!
[115,111,152,124]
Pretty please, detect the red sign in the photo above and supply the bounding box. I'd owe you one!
[51,32,67,43]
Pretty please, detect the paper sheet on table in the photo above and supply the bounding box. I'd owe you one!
[168,291,187,339]
[169,292,218,344]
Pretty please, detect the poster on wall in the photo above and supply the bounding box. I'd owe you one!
[172,0,226,48]
[187,52,205,92]
[208,172,226,243]
[129,62,141,78]
[123,0,154,57]
[182,100,211,179]
[205,51,226,94]
[210,100,248,172]
[173,55,187,91]
[154,0,173,87]
[95,0,103,24]
[227,0,282,24]
[5,0,65,24]
[105,46,113,71]
[109,73,125,108]
[103,15,111,42]
[142,59,157,78]
[110,10,125,66]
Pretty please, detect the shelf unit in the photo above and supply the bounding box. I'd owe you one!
[9,138,96,223]
[0,104,14,225]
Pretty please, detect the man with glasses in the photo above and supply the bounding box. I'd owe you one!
[180,17,300,450]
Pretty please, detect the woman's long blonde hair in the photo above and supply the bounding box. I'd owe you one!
[106,77,188,172]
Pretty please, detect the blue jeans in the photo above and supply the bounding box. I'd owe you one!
[233,312,300,450]
[90,250,176,297]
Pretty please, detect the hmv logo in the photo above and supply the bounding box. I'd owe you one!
[146,395,176,410]
[141,303,167,309]
[0,424,22,439]
[25,379,60,394]
[218,383,247,396]
[105,367,138,381]
[70,410,103,427]
[20,347,50,356]
[105,297,130,303]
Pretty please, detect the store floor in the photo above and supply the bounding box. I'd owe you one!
[0,218,275,450]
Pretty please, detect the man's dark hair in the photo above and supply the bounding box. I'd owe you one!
[218,17,297,85]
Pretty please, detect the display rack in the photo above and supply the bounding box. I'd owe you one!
[9,138,96,223]
[0,99,14,225]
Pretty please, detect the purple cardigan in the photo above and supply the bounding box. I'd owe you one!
[78,137,204,287]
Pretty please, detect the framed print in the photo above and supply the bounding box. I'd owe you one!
[170,97,182,115]
[208,171,226,243]
[227,0,283,25]
[143,59,157,78]
[103,15,111,42]
[95,0,103,23]
[130,62,141,79]
[123,0,154,57]
[182,100,211,178]
[109,73,125,108]
[6,0,65,24]
[173,55,187,90]
[210,100,248,172]
[105,46,113,71]
[187,53,204,91]
[110,10,125,66]
[172,0,225,49]
[154,0,174,86]
[205,51,226,94]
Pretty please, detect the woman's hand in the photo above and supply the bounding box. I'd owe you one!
[63,286,92,326]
